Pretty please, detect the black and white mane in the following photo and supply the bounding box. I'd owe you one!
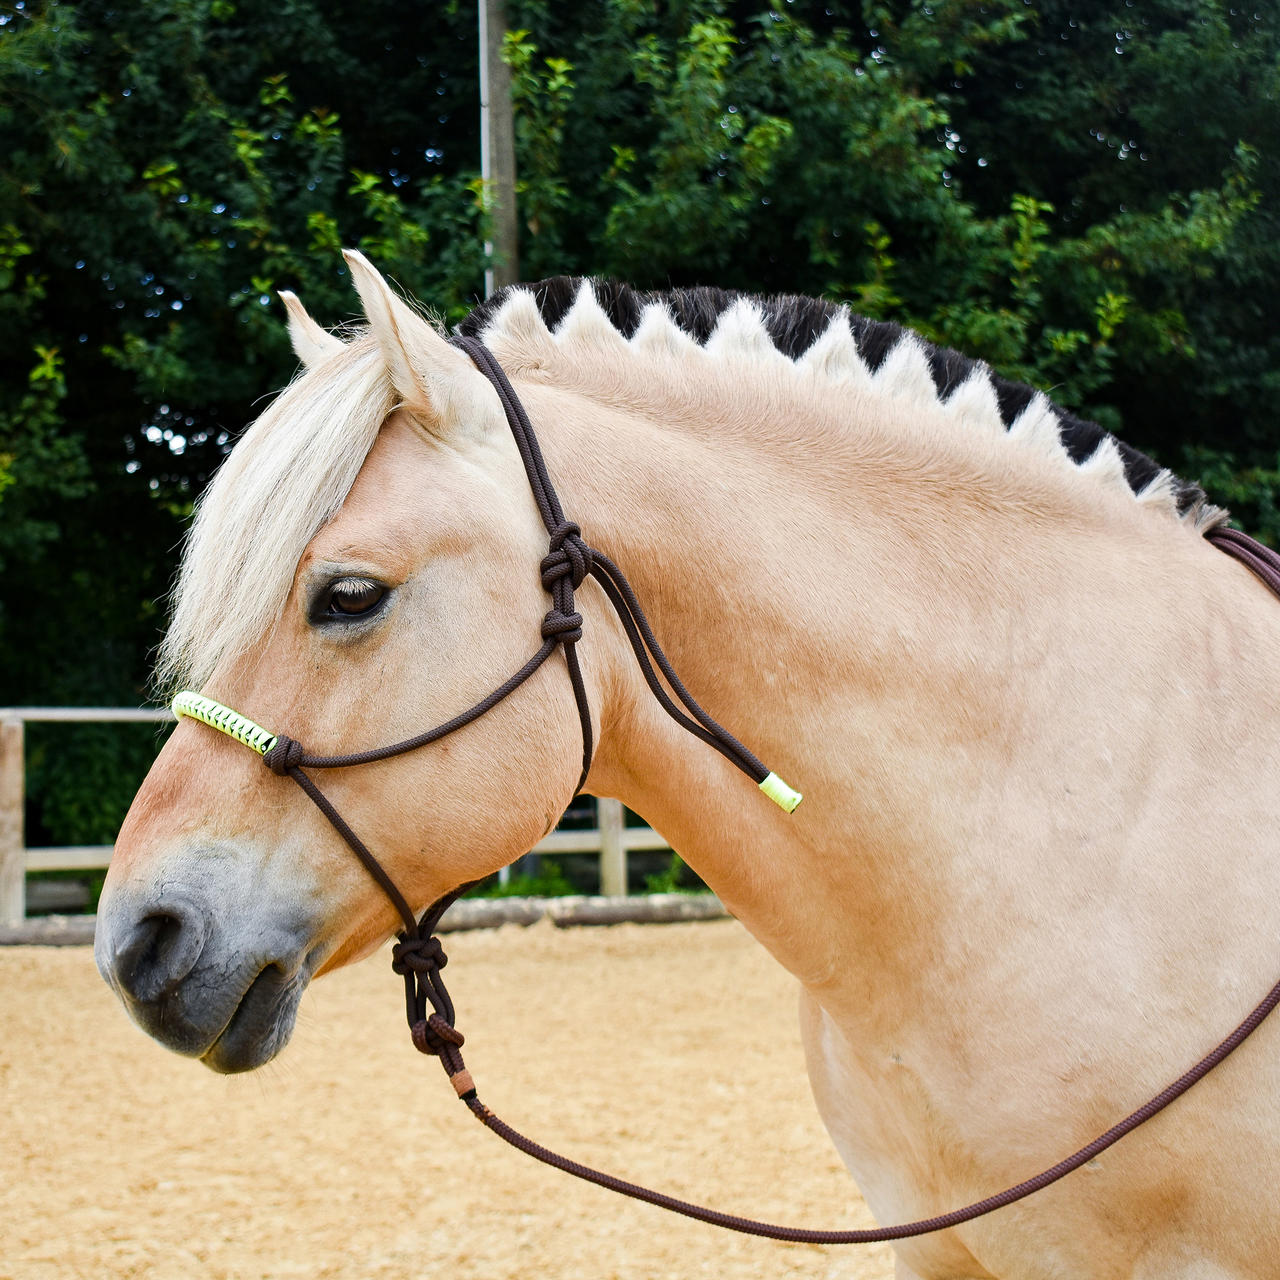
[460,277,1217,524]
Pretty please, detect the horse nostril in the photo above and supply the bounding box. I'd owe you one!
[114,901,209,1004]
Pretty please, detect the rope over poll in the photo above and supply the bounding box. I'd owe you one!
[168,337,1280,1245]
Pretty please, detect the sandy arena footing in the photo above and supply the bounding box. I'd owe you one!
[1,917,893,1280]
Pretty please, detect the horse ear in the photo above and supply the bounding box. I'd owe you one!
[342,248,479,433]
[279,290,345,368]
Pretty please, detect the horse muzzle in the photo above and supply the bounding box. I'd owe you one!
[94,854,323,1072]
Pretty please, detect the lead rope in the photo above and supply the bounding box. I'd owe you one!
[171,339,1280,1244]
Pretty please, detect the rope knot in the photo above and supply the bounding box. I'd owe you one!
[540,521,592,591]
[392,933,448,976]
[541,607,584,644]
[411,1012,465,1056]
[262,735,305,776]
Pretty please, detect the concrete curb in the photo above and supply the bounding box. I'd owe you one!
[441,892,729,931]
[0,894,729,946]
[0,914,96,946]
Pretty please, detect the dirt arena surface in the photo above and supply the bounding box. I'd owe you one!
[2,918,894,1280]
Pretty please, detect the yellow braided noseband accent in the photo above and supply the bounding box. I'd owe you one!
[171,691,278,756]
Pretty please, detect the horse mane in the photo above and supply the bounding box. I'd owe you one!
[459,276,1225,531]
[159,275,1227,693]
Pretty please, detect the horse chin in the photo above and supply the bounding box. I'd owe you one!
[198,963,310,1074]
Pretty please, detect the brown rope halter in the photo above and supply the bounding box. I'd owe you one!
[176,336,1280,1245]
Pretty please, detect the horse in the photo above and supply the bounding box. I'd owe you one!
[95,251,1280,1279]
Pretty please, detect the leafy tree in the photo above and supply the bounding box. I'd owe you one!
[0,0,487,844]
[1,0,1276,861]
[947,0,1280,525]
[506,0,1270,462]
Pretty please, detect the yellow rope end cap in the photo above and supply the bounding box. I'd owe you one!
[759,772,802,813]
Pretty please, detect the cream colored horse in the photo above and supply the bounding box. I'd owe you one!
[96,252,1280,1279]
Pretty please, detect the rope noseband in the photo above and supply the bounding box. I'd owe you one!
[171,338,1280,1245]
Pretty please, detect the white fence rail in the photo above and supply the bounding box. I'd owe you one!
[0,708,669,926]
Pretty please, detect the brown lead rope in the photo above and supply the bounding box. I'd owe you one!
[303,801,1280,1246]
[200,337,1280,1243]
[459,971,1280,1242]
[387,515,1280,1244]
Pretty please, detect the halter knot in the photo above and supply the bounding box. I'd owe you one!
[392,933,448,975]
[541,608,584,644]
[411,1012,466,1056]
[262,735,305,775]
[541,521,592,591]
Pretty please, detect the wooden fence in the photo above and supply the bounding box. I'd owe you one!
[0,708,670,926]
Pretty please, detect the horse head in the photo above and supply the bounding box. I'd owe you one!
[95,254,598,1071]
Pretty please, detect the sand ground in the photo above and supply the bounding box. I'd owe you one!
[1,918,894,1280]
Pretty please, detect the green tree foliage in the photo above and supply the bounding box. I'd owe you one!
[947,0,1279,522]
[1,0,1275,848]
[507,0,1270,453]
[0,0,485,843]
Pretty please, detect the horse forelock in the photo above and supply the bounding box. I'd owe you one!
[158,334,394,694]
[459,277,1227,536]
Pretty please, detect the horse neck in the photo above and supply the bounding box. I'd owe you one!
[509,368,1271,1000]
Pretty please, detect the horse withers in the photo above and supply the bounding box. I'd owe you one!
[96,253,1280,1279]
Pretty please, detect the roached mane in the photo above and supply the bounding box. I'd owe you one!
[160,273,1227,694]
[459,276,1225,529]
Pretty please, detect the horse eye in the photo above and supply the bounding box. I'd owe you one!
[325,578,386,617]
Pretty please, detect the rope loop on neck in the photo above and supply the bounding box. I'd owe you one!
[262,735,305,775]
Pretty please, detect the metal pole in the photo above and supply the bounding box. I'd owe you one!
[0,716,25,926]
[479,0,519,296]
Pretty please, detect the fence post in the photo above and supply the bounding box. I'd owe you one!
[598,797,626,897]
[0,716,24,926]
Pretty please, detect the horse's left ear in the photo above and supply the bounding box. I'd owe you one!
[343,249,482,436]
[279,290,345,368]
